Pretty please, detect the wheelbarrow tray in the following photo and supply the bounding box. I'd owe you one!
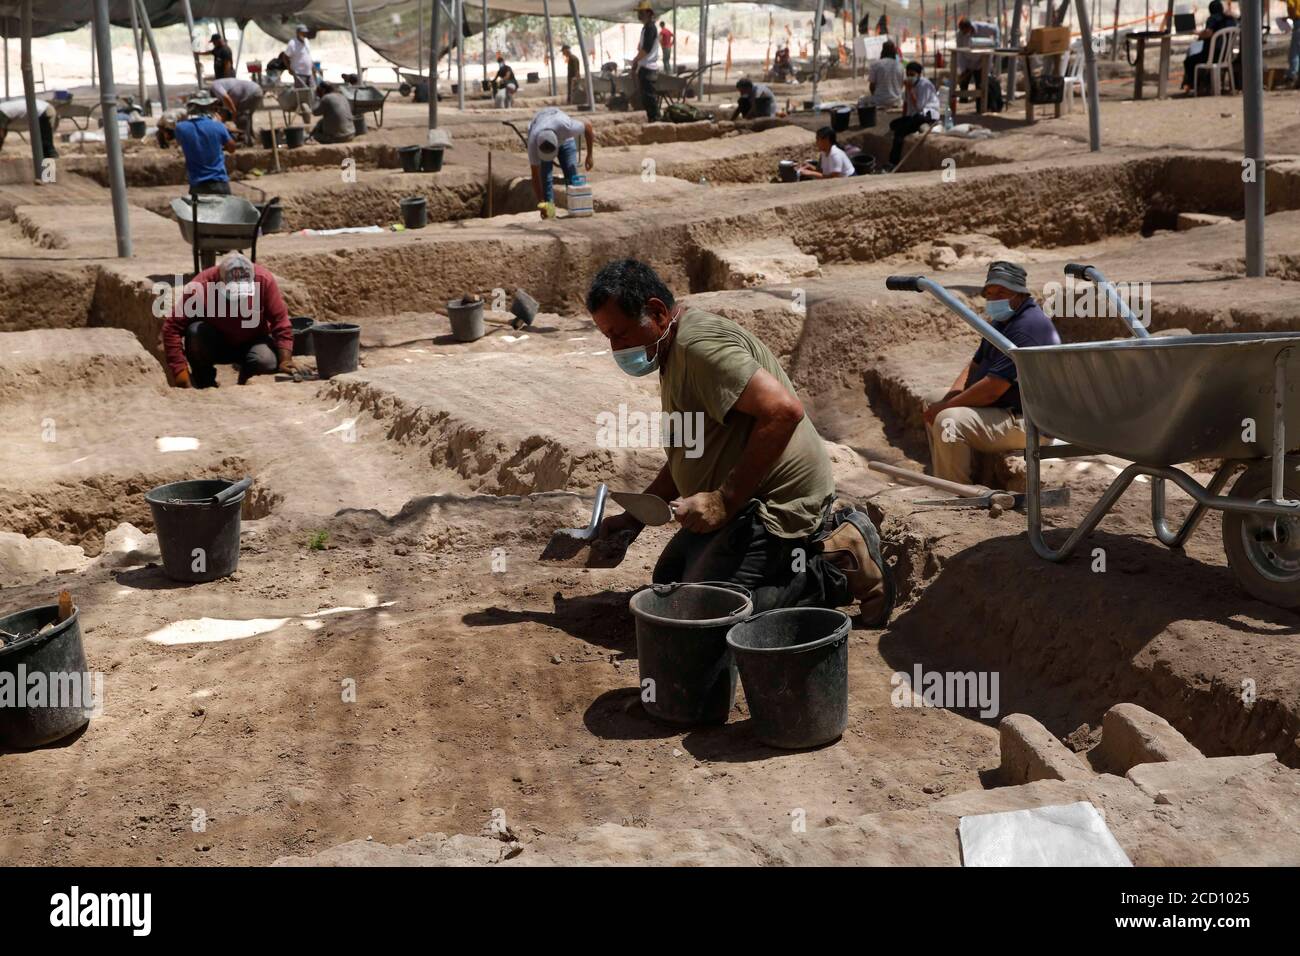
[342,84,387,112]
[276,87,313,112]
[1015,331,1300,467]
[170,194,262,253]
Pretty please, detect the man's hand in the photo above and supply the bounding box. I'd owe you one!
[923,401,946,426]
[173,368,192,389]
[671,491,728,533]
[276,349,297,375]
[598,511,643,540]
[584,152,594,172]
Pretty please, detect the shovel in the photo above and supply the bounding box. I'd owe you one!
[539,484,609,560]
[610,491,674,526]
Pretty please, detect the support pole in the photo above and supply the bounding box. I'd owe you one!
[456,0,465,109]
[345,0,364,79]
[672,1,678,72]
[1008,0,1024,100]
[419,0,425,77]
[567,0,597,111]
[482,0,488,87]
[234,24,245,73]
[1243,0,1265,276]
[429,0,440,129]
[135,0,168,111]
[20,0,41,181]
[542,0,558,97]
[128,0,146,106]
[1074,0,1101,151]
[180,0,203,87]
[1110,0,1120,60]
[812,0,825,106]
[698,0,709,78]
[91,0,131,257]
[851,0,859,79]
[5,31,9,98]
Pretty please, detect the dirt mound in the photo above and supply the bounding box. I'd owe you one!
[0,328,165,405]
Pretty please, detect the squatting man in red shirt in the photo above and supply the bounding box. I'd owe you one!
[161,253,296,388]
[587,258,895,622]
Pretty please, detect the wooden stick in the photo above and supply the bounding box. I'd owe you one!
[266,106,281,173]
[868,460,991,497]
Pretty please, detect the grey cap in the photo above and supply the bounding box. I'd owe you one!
[535,129,559,159]
[985,260,1029,294]
[295,23,309,33]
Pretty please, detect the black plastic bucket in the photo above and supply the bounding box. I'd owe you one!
[399,196,428,229]
[128,118,147,139]
[145,477,250,583]
[284,125,307,149]
[256,201,283,233]
[291,316,316,356]
[629,583,753,725]
[421,146,445,172]
[831,106,851,132]
[398,145,422,172]
[312,322,361,378]
[353,113,368,135]
[778,159,798,183]
[851,154,876,176]
[727,607,851,749]
[858,104,877,128]
[0,603,93,748]
[259,127,286,149]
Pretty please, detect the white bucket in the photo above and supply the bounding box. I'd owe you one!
[566,183,594,218]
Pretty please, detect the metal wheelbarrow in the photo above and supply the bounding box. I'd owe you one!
[170,193,279,274]
[887,264,1300,608]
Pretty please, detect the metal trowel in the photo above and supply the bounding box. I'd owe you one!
[610,491,675,526]
[539,484,609,560]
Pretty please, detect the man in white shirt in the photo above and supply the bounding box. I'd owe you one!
[0,97,57,157]
[888,61,939,168]
[527,106,595,216]
[798,126,854,179]
[285,24,315,90]
[867,40,904,109]
[631,0,661,122]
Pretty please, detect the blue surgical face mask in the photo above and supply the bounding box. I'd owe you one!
[985,298,1017,323]
[612,318,675,377]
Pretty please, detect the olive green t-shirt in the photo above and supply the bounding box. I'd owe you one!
[659,308,834,539]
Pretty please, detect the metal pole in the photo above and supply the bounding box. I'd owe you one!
[91,0,131,257]
[345,0,364,79]
[234,24,245,73]
[1008,0,1024,99]
[1110,0,1120,59]
[698,0,708,77]
[542,0,557,96]
[851,0,859,79]
[813,0,825,106]
[128,0,146,106]
[429,0,440,128]
[673,2,678,72]
[1074,0,1101,151]
[20,0,41,181]
[179,0,203,86]
[4,31,9,99]
[482,0,488,87]
[456,0,465,109]
[419,0,424,77]
[1243,0,1265,276]
[135,0,168,111]
[567,0,596,111]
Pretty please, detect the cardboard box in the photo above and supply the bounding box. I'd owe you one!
[1027,26,1071,55]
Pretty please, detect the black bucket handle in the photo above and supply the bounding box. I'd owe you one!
[649,581,753,618]
[211,476,253,506]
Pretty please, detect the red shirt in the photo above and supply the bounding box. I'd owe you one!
[162,263,292,377]
[660,28,674,49]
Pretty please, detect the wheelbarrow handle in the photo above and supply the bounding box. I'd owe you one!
[1060,264,1150,339]
[885,275,1018,355]
[1063,262,1093,280]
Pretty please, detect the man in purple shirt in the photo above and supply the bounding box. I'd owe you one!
[923,261,1060,483]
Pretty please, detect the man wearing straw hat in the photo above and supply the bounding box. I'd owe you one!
[923,261,1059,484]
[631,1,662,122]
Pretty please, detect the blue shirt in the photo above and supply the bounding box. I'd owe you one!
[968,298,1059,414]
[174,115,230,186]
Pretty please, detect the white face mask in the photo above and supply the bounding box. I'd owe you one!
[224,279,256,317]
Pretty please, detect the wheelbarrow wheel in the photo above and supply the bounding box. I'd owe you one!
[1222,458,1300,608]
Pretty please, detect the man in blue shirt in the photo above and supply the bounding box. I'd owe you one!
[923,261,1060,483]
[157,103,237,195]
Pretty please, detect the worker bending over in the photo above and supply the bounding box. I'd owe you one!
[732,78,777,120]
[924,261,1060,484]
[589,259,894,622]
[163,253,296,389]
[493,55,519,107]
[157,101,237,195]
[798,126,854,179]
[210,77,263,145]
[527,106,595,217]
[0,97,57,159]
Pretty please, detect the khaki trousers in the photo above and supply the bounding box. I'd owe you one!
[925,401,1027,486]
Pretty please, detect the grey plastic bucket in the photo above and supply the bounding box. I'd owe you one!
[629,583,753,725]
[399,196,427,229]
[727,607,851,749]
[398,145,422,172]
[446,298,485,342]
[311,322,361,378]
[0,603,93,748]
[290,316,316,356]
[145,477,250,583]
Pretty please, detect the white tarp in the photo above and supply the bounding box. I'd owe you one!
[958,801,1134,867]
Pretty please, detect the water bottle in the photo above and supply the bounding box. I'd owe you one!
[940,80,954,132]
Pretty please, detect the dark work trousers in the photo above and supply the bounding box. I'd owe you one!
[889,113,930,164]
[190,179,231,196]
[638,67,660,122]
[184,320,277,388]
[652,501,851,613]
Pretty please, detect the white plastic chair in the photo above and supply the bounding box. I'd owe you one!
[1195,26,1240,96]
[1061,42,1086,111]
